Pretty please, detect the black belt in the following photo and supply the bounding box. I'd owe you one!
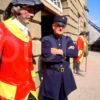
[48,66,65,72]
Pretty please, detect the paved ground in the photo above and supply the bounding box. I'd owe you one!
[68,51,100,100]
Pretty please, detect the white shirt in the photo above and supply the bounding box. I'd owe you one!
[12,18,29,36]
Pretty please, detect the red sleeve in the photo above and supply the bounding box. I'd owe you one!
[29,39,36,71]
[76,37,84,51]
[0,23,5,57]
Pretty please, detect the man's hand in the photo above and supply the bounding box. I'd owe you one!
[68,46,75,49]
[51,48,64,55]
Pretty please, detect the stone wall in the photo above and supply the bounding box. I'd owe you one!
[62,0,88,41]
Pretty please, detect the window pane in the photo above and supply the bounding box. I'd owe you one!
[50,0,62,8]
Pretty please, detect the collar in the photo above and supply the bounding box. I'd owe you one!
[53,34,62,40]
[3,18,30,42]
[12,18,28,36]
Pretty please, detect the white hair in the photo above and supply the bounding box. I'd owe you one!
[11,6,21,16]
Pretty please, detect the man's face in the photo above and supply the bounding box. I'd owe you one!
[19,6,37,25]
[52,22,65,36]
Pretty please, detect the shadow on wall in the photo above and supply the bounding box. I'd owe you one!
[0,9,4,14]
[90,37,100,52]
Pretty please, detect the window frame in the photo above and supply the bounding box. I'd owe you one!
[41,0,63,13]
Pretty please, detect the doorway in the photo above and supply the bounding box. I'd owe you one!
[41,15,54,37]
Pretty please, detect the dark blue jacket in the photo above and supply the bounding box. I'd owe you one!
[41,34,78,100]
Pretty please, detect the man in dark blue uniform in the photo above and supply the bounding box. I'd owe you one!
[41,16,78,100]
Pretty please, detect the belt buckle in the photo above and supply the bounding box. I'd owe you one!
[59,67,64,72]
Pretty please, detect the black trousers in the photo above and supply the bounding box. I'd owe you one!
[73,61,80,73]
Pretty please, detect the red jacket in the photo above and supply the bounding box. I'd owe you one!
[74,36,85,63]
[0,18,36,100]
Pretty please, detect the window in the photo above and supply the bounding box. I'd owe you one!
[50,0,62,12]
[78,13,81,34]
[41,0,63,13]
[51,0,61,7]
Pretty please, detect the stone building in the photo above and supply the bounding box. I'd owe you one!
[0,0,88,92]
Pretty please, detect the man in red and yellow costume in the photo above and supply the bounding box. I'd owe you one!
[73,32,88,74]
[0,0,43,100]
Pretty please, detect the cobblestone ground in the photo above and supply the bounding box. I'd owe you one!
[68,51,100,100]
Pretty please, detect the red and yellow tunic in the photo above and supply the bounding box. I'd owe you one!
[74,35,85,63]
[0,18,37,100]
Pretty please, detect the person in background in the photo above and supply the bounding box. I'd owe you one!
[73,31,89,74]
[0,0,43,100]
[41,16,78,100]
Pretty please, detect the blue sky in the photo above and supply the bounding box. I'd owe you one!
[88,0,100,27]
